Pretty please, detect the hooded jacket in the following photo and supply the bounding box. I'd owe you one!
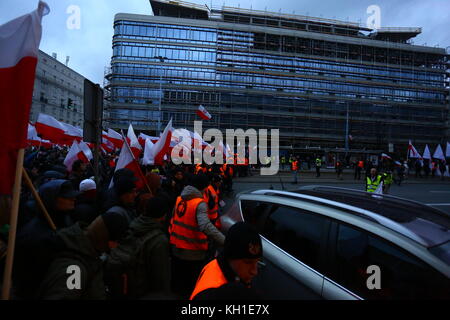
[105,215,171,298]
[37,222,106,300]
[171,186,225,261]
[13,180,74,299]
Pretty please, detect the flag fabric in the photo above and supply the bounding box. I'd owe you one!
[63,141,88,171]
[152,119,173,165]
[381,153,392,160]
[423,144,432,169]
[62,123,83,143]
[0,2,49,195]
[78,140,93,161]
[423,145,431,160]
[35,113,66,143]
[433,145,445,161]
[407,140,420,158]
[107,128,124,148]
[142,138,155,165]
[196,105,212,120]
[127,123,142,158]
[374,182,383,195]
[446,142,450,158]
[27,123,52,148]
[111,137,145,190]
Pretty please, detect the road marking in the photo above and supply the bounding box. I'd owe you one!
[429,191,450,193]
[427,203,450,206]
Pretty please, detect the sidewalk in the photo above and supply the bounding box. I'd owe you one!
[233,169,450,184]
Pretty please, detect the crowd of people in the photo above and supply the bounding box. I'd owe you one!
[0,145,263,300]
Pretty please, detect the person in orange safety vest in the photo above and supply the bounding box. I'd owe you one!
[190,222,262,300]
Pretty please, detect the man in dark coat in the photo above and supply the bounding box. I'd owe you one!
[104,196,172,299]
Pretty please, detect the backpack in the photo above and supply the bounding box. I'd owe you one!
[104,228,163,300]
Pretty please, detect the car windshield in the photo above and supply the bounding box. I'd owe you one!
[429,240,450,266]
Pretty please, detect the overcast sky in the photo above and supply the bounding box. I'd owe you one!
[1,0,449,84]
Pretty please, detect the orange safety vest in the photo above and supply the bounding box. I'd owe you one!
[169,197,208,251]
[291,161,298,171]
[190,258,228,300]
[203,185,221,229]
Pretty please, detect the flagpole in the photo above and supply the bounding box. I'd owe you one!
[120,131,153,195]
[1,149,25,300]
[22,167,56,231]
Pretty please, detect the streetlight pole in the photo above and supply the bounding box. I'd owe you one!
[345,102,349,153]
[153,56,167,134]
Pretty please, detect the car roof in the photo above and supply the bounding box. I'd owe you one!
[244,187,450,248]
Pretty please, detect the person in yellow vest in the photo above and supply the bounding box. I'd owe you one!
[190,222,262,300]
[366,168,383,193]
[315,156,322,178]
[169,174,225,298]
[291,157,300,184]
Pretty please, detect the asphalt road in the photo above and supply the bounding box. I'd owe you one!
[223,176,450,215]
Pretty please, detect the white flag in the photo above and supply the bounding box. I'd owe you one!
[374,182,383,195]
[433,145,445,161]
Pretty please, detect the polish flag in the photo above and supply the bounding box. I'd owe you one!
[64,141,89,171]
[35,113,66,144]
[381,153,392,160]
[446,142,450,158]
[106,128,124,148]
[127,123,142,159]
[152,119,173,165]
[138,133,159,147]
[78,140,93,161]
[407,140,419,158]
[0,2,49,195]
[196,105,212,120]
[62,122,83,143]
[433,145,445,161]
[423,144,432,169]
[142,138,155,165]
[110,136,145,190]
[27,123,52,148]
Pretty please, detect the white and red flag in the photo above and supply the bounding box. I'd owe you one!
[35,113,66,144]
[381,153,392,160]
[151,119,173,165]
[78,140,93,162]
[127,123,142,159]
[446,142,450,158]
[0,2,49,195]
[422,144,432,169]
[196,105,212,120]
[142,138,155,166]
[407,140,420,158]
[110,135,146,190]
[64,141,89,171]
[106,128,124,148]
[27,123,52,148]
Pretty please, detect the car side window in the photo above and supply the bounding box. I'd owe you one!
[240,200,272,233]
[261,205,329,274]
[334,224,450,299]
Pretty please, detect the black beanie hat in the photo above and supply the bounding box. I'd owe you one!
[145,196,170,219]
[114,175,137,196]
[224,222,262,260]
[190,173,210,191]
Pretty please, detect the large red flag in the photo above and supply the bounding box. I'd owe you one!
[0,2,49,195]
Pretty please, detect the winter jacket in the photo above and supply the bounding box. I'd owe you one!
[104,215,171,299]
[13,180,74,299]
[171,186,225,261]
[37,222,106,300]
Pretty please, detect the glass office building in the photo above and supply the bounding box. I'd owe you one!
[105,0,450,154]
